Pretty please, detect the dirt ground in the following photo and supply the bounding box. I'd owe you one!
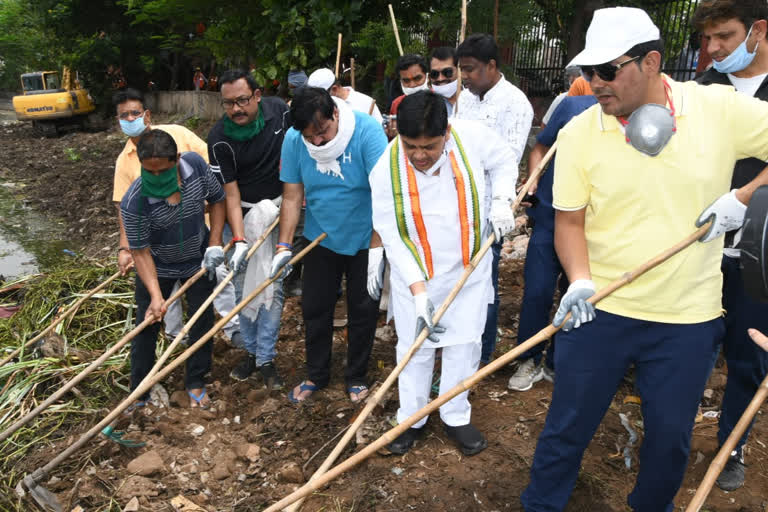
[1,120,767,511]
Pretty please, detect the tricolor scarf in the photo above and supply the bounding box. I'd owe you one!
[390,129,481,280]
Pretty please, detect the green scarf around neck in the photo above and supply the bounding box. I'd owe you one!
[223,108,265,141]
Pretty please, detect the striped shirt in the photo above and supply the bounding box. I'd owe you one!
[121,152,225,279]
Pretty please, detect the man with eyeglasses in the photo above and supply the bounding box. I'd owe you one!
[521,7,768,511]
[207,69,290,389]
[455,34,533,366]
[429,46,460,117]
[692,0,768,492]
[112,88,241,349]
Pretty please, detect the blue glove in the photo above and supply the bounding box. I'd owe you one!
[202,246,225,280]
[553,279,596,332]
[269,250,293,280]
[414,292,446,342]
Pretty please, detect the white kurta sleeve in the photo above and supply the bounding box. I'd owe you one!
[369,153,428,288]
[478,124,519,201]
[498,97,534,167]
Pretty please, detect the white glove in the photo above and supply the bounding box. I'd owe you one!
[228,241,249,273]
[553,279,596,332]
[367,247,386,301]
[202,245,225,280]
[270,250,293,280]
[696,189,747,243]
[490,196,515,242]
[413,292,446,343]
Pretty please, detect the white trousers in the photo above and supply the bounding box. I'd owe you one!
[396,341,481,428]
[162,263,240,339]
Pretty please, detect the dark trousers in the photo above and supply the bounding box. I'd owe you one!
[301,242,379,388]
[480,241,502,363]
[719,255,768,451]
[521,310,723,512]
[131,272,215,400]
[516,229,567,369]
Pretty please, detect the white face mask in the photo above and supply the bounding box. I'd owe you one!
[432,80,458,98]
[401,81,429,96]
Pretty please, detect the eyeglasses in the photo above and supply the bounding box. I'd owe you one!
[118,110,145,120]
[581,56,641,82]
[221,94,254,109]
[429,67,455,80]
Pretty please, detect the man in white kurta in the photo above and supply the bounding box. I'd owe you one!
[369,91,518,455]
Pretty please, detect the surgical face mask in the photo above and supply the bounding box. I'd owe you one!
[713,25,758,74]
[624,103,676,157]
[432,80,458,99]
[119,115,148,137]
[401,81,429,96]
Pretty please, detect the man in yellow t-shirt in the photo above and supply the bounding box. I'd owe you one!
[521,7,768,512]
[112,88,240,346]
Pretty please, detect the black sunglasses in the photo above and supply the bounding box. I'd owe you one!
[429,67,455,80]
[582,56,641,82]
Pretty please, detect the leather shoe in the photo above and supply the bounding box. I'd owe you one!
[386,426,425,455]
[443,422,487,456]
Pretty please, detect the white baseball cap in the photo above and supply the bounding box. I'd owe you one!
[568,7,660,67]
[307,68,335,90]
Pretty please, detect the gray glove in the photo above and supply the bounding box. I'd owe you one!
[269,250,293,280]
[414,292,446,342]
[228,241,249,273]
[202,246,225,280]
[553,279,596,332]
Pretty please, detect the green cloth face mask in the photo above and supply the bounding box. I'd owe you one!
[141,165,180,198]
[222,108,265,141]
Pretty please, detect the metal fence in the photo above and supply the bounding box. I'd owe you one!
[512,0,701,97]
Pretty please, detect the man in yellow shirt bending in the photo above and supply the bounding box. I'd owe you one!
[521,7,768,512]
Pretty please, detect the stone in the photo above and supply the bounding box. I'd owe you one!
[126,450,165,476]
[117,476,159,499]
[170,390,190,408]
[708,372,728,391]
[122,496,140,512]
[278,462,305,484]
[235,443,261,462]
[375,325,395,343]
[212,462,231,480]
[260,398,280,415]
[189,424,205,437]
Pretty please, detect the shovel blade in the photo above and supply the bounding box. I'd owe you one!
[23,475,62,512]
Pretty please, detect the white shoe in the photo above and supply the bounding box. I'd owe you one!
[542,365,555,383]
[507,358,544,391]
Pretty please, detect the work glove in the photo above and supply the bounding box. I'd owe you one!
[696,189,747,243]
[202,245,225,280]
[413,292,446,343]
[228,241,249,273]
[553,279,596,332]
[270,250,293,280]
[367,247,386,301]
[490,196,515,242]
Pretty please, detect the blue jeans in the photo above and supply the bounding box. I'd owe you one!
[224,224,284,365]
[480,241,502,364]
[718,255,768,451]
[521,310,723,512]
[516,228,566,369]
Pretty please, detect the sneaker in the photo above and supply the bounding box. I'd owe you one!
[385,426,425,455]
[258,361,284,390]
[507,358,544,391]
[542,365,555,383]
[443,422,487,456]
[716,448,746,491]
[230,354,256,381]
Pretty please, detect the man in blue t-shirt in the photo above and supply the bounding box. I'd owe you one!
[507,95,597,392]
[121,129,226,409]
[270,87,388,403]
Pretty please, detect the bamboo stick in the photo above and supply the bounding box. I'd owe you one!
[264,222,711,512]
[283,131,557,512]
[368,99,376,115]
[460,0,468,43]
[0,270,123,367]
[350,57,355,89]
[335,34,343,78]
[685,372,768,511]
[388,4,404,56]
[25,233,327,487]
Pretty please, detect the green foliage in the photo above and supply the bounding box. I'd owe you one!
[63,147,81,162]
[0,0,55,91]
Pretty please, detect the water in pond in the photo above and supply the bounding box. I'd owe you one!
[0,180,73,279]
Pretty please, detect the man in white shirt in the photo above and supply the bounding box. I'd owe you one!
[456,33,534,365]
[370,91,517,456]
[307,68,383,123]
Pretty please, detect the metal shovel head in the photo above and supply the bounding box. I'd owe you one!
[23,474,62,512]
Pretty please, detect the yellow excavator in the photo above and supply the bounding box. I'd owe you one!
[12,67,99,137]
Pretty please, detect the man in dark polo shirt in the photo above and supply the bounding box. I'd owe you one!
[207,69,289,389]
